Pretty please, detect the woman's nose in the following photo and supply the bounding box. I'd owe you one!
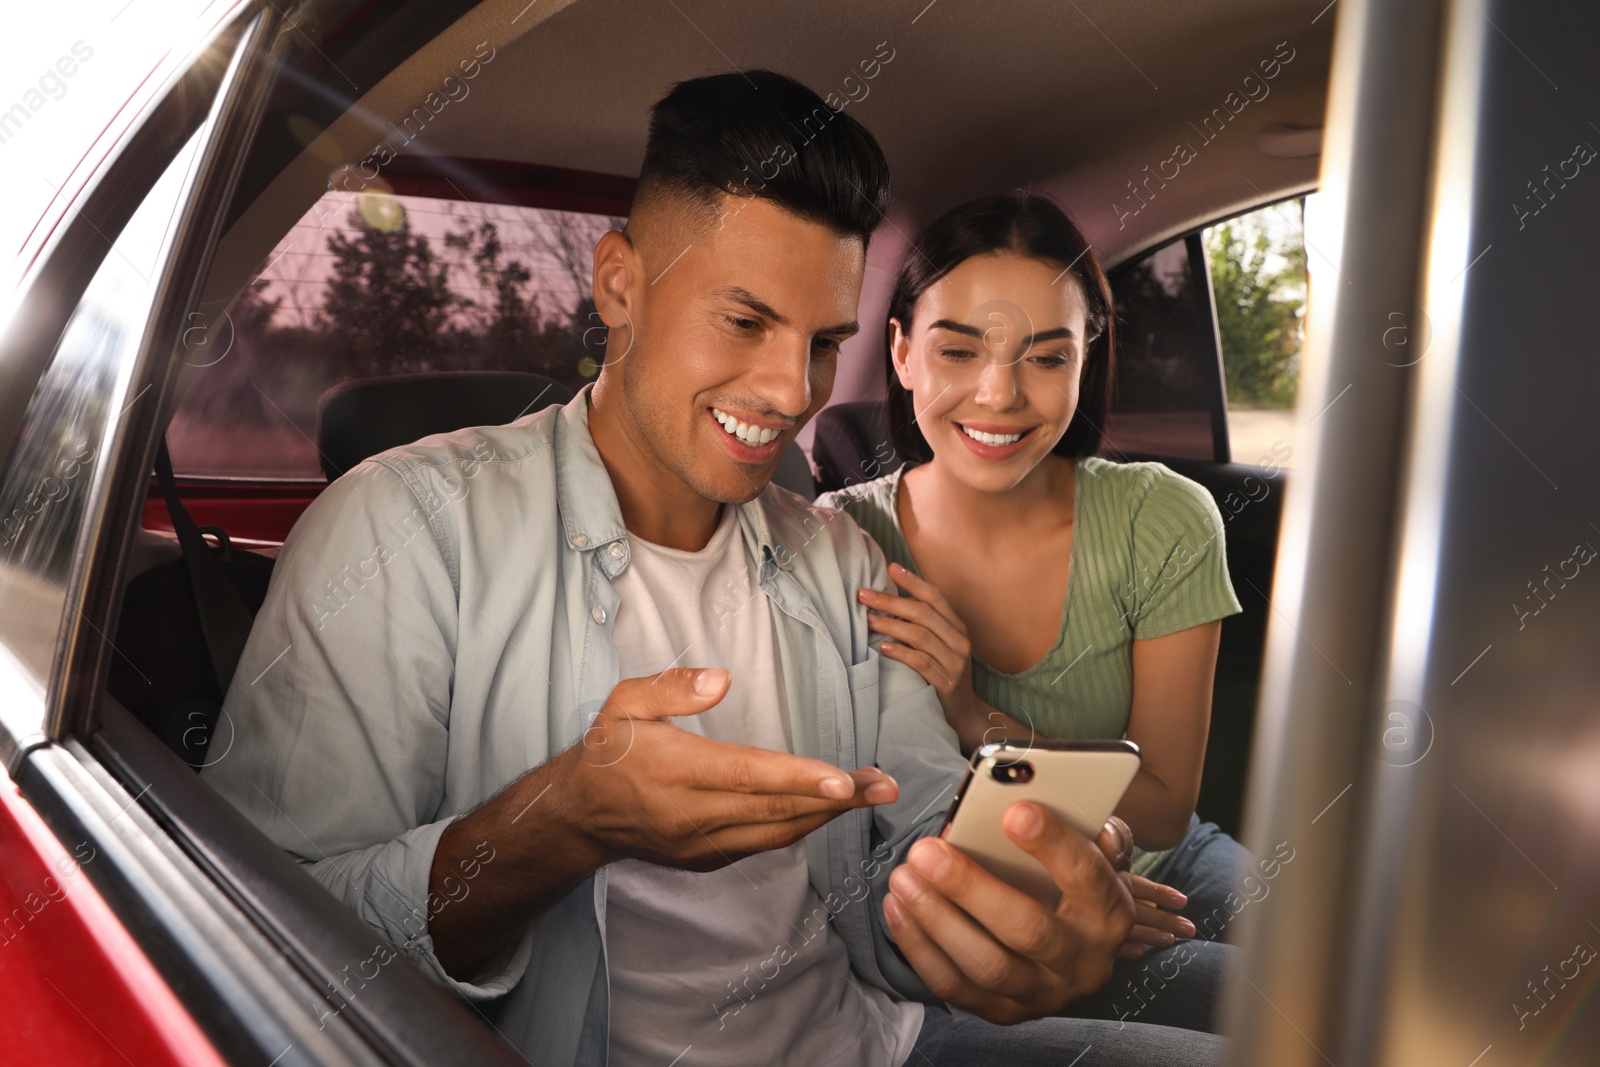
[972,351,1022,409]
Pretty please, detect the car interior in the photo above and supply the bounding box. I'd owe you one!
[131,0,1331,816]
[6,0,1342,1062]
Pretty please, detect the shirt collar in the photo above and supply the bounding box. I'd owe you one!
[553,383,629,555]
[553,383,791,573]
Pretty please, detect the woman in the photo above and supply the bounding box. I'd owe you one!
[815,194,1252,976]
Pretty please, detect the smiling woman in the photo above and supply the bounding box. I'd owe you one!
[816,196,1250,1001]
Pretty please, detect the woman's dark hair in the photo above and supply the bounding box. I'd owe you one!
[884,193,1115,464]
[633,69,892,243]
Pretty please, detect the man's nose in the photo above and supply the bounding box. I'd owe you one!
[748,334,814,420]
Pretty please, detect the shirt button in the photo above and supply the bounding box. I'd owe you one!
[572,533,589,548]
[591,606,607,624]
[608,542,625,559]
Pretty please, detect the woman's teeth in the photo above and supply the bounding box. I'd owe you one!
[712,407,780,446]
[960,424,1025,447]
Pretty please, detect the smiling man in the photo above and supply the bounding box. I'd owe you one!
[208,70,1221,1066]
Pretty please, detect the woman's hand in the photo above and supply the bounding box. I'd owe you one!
[1098,815,1195,958]
[859,563,992,746]
[1118,875,1196,959]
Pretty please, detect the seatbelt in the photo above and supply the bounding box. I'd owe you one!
[153,439,256,695]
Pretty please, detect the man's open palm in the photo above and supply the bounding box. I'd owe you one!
[571,667,900,870]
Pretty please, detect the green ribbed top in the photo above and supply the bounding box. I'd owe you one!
[816,456,1242,876]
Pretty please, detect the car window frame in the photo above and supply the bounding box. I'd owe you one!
[1105,190,1319,468]
[0,1,257,769]
[1193,229,1233,463]
[163,155,634,485]
[3,5,549,1065]
[1103,229,1233,464]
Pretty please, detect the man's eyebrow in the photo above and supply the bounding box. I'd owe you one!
[712,286,858,336]
[926,319,1077,345]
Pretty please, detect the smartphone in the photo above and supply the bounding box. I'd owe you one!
[938,739,1141,907]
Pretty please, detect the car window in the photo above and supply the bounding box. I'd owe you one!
[1204,198,1309,469]
[1104,234,1225,461]
[167,183,624,480]
[0,129,204,695]
[0,2,222,286]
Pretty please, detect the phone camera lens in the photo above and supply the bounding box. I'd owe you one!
[991,760,1035,785]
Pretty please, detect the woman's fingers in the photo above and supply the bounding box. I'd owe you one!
[875,636,940,684]
[868,616,961,687]
[1127,873,1187,911]
[1120,876,1196,949]
[1134,897,1194,932]
[1126,919,1178,948]
[859,580,971,660]
[885,563,968,635]
[1137,905,1195,939]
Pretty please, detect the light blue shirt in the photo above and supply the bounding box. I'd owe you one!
[205,384,968,1067]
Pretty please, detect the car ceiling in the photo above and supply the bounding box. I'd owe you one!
[197,0,1333,422]
[418,0,1335,264]
[219,0,1332,289]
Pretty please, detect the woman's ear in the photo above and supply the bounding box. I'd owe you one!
[888,316,915,390]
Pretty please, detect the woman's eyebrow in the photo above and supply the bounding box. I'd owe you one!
[711,285,858,336]
[1022,326,1077,345]
[927,319,1076,345]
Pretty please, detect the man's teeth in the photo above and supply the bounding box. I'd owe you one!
[712,407,780,446]
[961,424,1024,447]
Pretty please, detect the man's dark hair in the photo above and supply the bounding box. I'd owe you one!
[632,69,892,243]
[885,193,1116,462]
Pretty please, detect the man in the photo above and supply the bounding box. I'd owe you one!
[209,70,1221,1065]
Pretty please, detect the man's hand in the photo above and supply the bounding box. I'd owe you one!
[567,666,899,869]
[882,801,1135,1024]
[430,667,898,978]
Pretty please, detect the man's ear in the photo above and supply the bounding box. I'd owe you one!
[591,229,642,371]
[592,228,639,333]
[888,317,915,390]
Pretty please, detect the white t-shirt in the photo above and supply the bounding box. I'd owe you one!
[604,503,922,1067]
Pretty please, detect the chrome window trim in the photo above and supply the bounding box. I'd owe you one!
[0,1,257,482]
[53,5,294,743]
[0,5,257,768]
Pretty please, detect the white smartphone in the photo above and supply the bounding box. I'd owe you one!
[938,739,1141,907]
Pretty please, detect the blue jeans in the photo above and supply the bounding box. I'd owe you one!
[912,1003,1224,1065]
[1056,933,1235,1034]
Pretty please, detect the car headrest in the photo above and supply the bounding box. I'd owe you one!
[316,370,818,501]
[316,371,576,481]
[810,399,903,493]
